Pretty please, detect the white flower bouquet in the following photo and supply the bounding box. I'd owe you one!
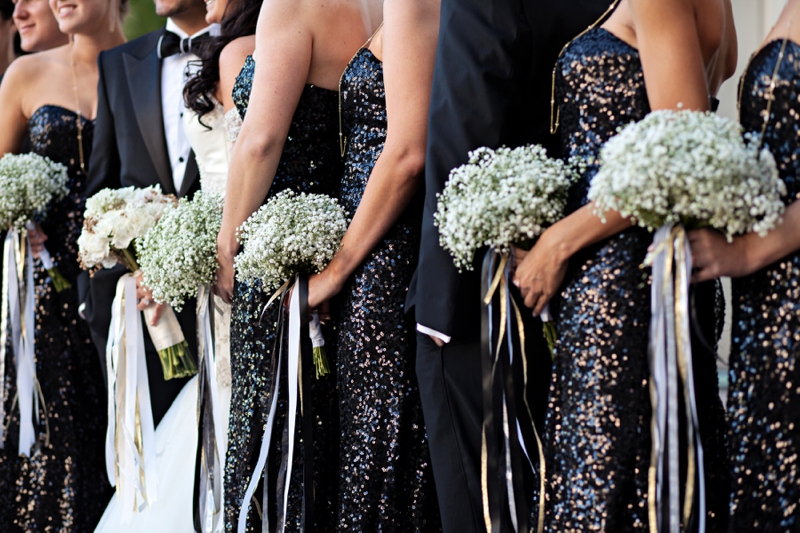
[0,153,71,291]
[136,191,223,312]
[435,144,576,355]
[588,109,786,239]
[236,190,348,377]
[79,186,196,380]
[235,190,348,290]
[434,145,576,272]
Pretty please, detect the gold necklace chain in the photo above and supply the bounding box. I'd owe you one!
[737,5,800,143]
[550,0,622,134]
[70,38,86,173]
[338,21,384,158]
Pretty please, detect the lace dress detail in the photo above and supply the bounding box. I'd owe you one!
[336,47,439,531]
[224,107,242,144]
[0,105,111,532]
[730,39,800,532]
[533,28,729,531]
[225,54,343,532]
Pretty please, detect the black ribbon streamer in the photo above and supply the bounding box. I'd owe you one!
[298,273,315,531]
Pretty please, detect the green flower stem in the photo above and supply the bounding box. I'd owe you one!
[157,340,197,380]
[313,346,330,379]
[47,267,72,293]
[119,247,140,273]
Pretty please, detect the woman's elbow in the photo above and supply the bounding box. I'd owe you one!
[384,143,426,183]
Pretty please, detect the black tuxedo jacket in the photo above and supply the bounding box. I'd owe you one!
[408,0,614,340]
[81,28,201,424]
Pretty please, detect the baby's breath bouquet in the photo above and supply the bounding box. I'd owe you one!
[588,109,785,239]
[435,145,575,357]
[136,191,223,312]
[236,190,348,377]
[235,190,348,290]
[434,145,576,272]
[0,153,71,291]
[79,186,196,380]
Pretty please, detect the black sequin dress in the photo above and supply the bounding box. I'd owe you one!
[0,105,110,531]
[533,28,729,531]
[336,48,440,531]
[730,39,800,532]
[224,55,343,532]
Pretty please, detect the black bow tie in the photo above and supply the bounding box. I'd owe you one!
[157,30,211,59]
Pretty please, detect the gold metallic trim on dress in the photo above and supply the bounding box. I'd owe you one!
[338,21,384,158]
[550,0,622,135]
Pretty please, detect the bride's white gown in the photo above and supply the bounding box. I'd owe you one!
[95,103,240,533]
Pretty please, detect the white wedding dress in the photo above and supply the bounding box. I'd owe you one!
[95,103,240,533]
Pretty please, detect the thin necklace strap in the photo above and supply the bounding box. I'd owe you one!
[338,21,384,158]
[70,38,86,173]
[550,0,622,134]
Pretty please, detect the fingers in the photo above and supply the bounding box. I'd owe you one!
[137,297,152,311]
[211,283,233,304]
[429,335,445,348]
[150,303,164,326]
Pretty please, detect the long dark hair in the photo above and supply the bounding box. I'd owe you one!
[184,0,262,122]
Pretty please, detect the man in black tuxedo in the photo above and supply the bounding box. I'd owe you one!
[81,0,211,425]
[408,0,613,531]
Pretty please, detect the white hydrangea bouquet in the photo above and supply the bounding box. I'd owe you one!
[587,109,786,528]
[78,185,197,380]
[435,144,577,355]
[136,191,224,312]
[236,190,348,377]
[0,152,71,291]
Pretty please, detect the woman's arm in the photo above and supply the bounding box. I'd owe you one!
[513,0,714,312]
[214,0,313,302]
[0,57,35,154]
[307,0,440,309]
[690,199,800,282]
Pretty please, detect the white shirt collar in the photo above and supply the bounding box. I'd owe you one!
[165,19,215,40]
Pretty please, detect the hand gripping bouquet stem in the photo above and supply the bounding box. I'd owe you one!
[233,190,347,532]
[135,191,224,531]
[78,185,189,522]
[434,144,577,531]
[588,109,785,532]
[0,153,69,457]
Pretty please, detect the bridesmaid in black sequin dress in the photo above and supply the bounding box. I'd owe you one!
[0,3,125,529]
[307,8,440,529]
[512,1,733,530]
[214,2,382,530]
[690,3,800,529]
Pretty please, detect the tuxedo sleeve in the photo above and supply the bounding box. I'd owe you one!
[414,0,534,338]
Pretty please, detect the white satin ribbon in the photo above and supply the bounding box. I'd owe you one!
[12,232,38,456]
[105,274,158,524]
[197,285,223,533]
[281,280,301,533]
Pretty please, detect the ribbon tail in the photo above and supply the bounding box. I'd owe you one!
[280,275,301,533]
[16,235,37,456]
[0,231,15,448]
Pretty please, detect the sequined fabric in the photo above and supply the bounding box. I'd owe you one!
[729,39,800,532]
[225,56,343,532]
[336,48,439,531]
[532,28,728,531]
[0,105,110,531]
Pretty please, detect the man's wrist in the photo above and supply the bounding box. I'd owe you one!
[416,323,451,344]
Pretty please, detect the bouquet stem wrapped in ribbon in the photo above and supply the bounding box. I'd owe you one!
[78,185,191,520]
[588,110,786,532]
[135,191,225,531]
[234,190,347,533]
[0,153,69,456]
[435,145,578,531]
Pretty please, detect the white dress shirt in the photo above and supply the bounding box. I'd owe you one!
[161,20,213,193]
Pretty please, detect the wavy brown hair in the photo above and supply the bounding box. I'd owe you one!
[183,0,262,124]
